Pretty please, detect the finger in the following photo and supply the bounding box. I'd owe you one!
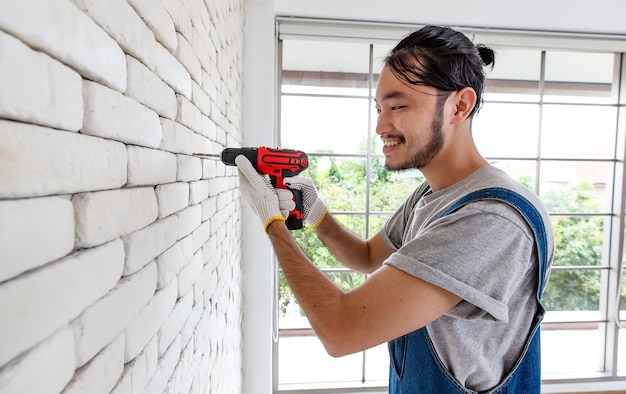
[276,188,296,211]
[235,155,270,192]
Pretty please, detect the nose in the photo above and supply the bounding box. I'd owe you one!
[375,110,391,136]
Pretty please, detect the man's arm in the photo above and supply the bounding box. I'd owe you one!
[267,220,461,357]
[313,212,395,274]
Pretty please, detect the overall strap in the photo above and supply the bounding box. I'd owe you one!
[439,187,549,298]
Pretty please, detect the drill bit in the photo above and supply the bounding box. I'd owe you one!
[192,153,222,160]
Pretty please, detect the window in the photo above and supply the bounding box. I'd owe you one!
[275,19,626,392]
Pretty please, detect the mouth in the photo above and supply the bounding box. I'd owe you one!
[381,135,404,149]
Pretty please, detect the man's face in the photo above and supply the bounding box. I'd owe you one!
[374,65,447,171]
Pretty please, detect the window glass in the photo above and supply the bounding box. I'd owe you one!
[544,51,615,104]
[540,161,614,213]
[281,96,371,154]
[473,102,540,158]
[540,105,618,159]
[282,39,371,96]
[484,48,542,102]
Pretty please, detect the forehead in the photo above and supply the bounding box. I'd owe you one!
[375,65,437,103]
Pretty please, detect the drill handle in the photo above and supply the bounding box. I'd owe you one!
[285,189,304,230]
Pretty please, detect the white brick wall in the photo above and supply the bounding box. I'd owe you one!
[0,0,244,392]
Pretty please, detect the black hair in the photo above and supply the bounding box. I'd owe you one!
[384,25,495,118]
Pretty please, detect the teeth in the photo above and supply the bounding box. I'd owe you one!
[383,139,400,147]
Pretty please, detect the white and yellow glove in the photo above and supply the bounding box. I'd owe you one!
[236,155,286,232]
[283,176,327,228]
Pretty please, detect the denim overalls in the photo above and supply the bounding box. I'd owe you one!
[388,187,550,393]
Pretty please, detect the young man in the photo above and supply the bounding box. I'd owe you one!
[236,25,554,393]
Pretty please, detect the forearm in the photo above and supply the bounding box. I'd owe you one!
[266,220,345,342]
[313,213,391,274]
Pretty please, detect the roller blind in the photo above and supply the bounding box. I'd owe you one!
[276,17,626,52]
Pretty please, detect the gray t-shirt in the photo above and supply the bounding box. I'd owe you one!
[380,165,554,391]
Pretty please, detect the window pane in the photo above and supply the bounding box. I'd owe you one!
[544,51,615,104]
[370,158,425,212]
[550,216,605,267]
[540,105,617,159]
[543,269,602,311]
[484,48,542,102]
[281,96,371,154]
[282,39,370,96]
[491,160,537,190]
[540,161,613,213]
[364,344,390,383]
[305,157,368,211]
[542,325,604,374]
[474,102,540,158]
[278,336,364,385]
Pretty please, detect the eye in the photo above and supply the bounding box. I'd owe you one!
[391,105,403,111]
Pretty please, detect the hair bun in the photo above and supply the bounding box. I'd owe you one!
[476,44,495,68]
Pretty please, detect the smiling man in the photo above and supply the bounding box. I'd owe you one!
[236,25,555,393]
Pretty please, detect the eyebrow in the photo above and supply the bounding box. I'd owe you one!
[374,91,408,104]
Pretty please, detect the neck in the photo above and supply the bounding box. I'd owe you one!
[420,130,489,192]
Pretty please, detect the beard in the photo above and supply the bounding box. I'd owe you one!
[385,95,446,171]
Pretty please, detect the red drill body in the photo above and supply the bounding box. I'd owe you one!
[221,147,309,230]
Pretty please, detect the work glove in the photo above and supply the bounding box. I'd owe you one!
[283,176,327,228]
[235,155,285,232]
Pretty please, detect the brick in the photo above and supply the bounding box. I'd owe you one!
[159,118,211,155]
[155,235,192,290]
[177,204,201,240]
[176,155,202,182]
[82,81,162,148]
[0,0,126,92]
[62,333,124,394]
[73,0,156,70]
[126,0,177,53]
[154,42,192,99]
[127,145,177,187]
[111,336,157,394]
[175,33,201,83]
[155,182,189,218]
[144,335,180,394]
[0,326,75,394]
[189,180,210,204]
[200,196,217,222]
[199,116,217,143]
[176,94,202,132]
[0,239,124,367]
[124,280,177,362]
[0,31,82,131]
[177,250,203,298]
[73,187,158,248]
[0,120,127,198]
[161,0,192,39]
[72,263,157,367]
[122,215,178,275]
[0,197,74,282]
[192,83,211,118]
[157,290,193,356]
[126,55,177,120]
[191,221,210,253]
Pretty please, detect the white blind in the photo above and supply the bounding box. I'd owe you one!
[277,17,626,52]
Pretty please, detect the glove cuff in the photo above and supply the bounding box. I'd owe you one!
[264,215,286,233]
[307,200,328,228]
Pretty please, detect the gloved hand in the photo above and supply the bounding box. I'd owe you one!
[276,189,295,219]
[283,176,327,228]
[235,155,285,232]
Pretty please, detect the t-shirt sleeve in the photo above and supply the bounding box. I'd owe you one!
[383,201,536,323]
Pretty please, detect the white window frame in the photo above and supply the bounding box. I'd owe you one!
[273,17,626,394]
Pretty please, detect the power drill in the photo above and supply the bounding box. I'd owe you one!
[220,147,309,230]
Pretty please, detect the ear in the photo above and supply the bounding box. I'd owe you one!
[450,87,477,124]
